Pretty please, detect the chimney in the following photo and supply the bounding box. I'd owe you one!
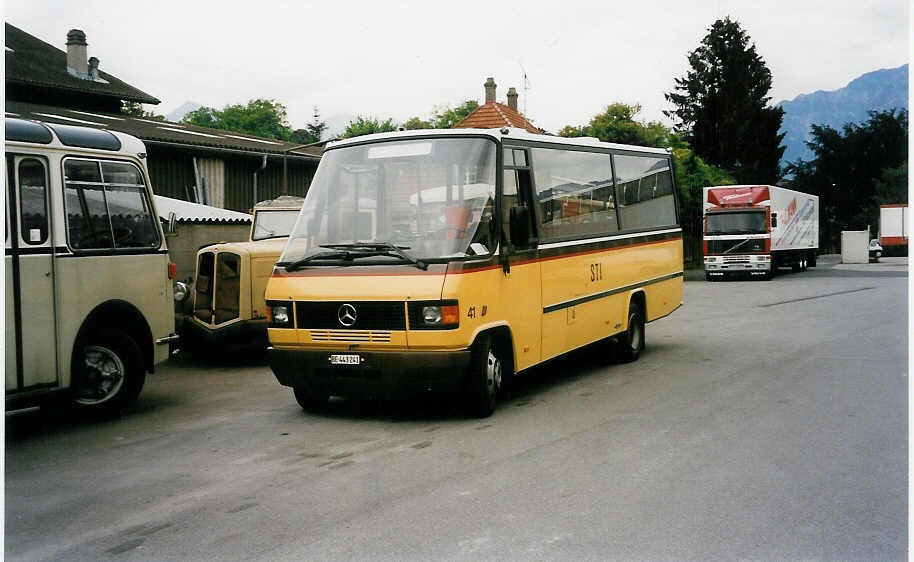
[484,77,496,104]
[66,29,88,77]
[88,56,100,80]
[507,87,518,110]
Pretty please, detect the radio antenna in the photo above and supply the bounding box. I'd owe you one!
[517,61,531,130]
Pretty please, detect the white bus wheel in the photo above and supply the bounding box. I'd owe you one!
[73,331,145,414]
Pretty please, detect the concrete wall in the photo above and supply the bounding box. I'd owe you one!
[840,230,869,264]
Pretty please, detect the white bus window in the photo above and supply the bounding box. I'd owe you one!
[64,159,160,250]
[531,148,617,240]
[18,159,49,245]
[614,155,677,230]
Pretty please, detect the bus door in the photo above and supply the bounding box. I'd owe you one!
[500,147,542,371]
[6,154,59,391]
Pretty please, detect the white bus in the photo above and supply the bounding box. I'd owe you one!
[5,118,177,414]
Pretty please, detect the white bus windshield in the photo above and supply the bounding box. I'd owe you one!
[280,137,497,265]
[706,210,767,235]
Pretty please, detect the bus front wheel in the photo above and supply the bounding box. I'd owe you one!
[73,330,145,415]
[617,301,645,363]
[293,385,329,413]
[465,335,502,418]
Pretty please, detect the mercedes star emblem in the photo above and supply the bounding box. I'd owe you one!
[338,303,357,327]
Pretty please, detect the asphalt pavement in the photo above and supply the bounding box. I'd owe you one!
[5,255,908,561]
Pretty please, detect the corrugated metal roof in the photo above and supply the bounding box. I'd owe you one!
[6,101,323,159]
[155,195,252,223]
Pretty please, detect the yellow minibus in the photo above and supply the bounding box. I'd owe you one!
[266,128,682,416]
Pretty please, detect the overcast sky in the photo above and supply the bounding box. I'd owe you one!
[5,0,910,134]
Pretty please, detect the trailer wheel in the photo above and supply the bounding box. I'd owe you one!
[73,330,145,415]
[617,300,645,363]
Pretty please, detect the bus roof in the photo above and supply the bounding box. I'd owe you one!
[327,127,670,155]
[5,117,147,155]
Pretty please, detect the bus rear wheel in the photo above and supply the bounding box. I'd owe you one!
[617,300,645,363]
[73,330,145,415]
[465,335,502,418]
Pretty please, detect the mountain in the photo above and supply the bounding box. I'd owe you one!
[165,101,203,123]
[777,64,908,167]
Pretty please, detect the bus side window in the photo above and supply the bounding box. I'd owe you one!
[17,159,49,245]
[502,168,536,249]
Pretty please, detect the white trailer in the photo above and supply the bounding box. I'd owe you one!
[879,204,908,252]
[703,185,819,280]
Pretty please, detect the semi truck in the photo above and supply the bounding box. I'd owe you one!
[703,185,818,280]
[879,204,908,254]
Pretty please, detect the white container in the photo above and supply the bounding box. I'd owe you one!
[841,230,869,263]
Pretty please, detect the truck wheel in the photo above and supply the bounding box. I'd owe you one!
[617,300,644,363]
[293,385,329,412]
[465,335,502,418]
[705,272,713,282]
[73,330,145,415]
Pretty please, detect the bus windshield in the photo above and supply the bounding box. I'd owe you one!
[279,137,497,266]
[251,210,300,241]
[706,210,767,235]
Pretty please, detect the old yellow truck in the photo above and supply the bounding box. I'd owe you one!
[181,195,304,352]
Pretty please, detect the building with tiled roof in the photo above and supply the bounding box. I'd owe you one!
[454,77,545,134]
[5,24,320,213]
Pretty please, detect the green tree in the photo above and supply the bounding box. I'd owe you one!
[665,17,785,183]
[306,106,328,142]
[342,115,397,138]
[431,100,479,128]
[120,101,164,121]
[558,103,682,148]
[786,109,908,250]
[182,99,293,140]
[402,116,433,130]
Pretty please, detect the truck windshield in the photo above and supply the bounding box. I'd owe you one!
[279,137,497,265]
[706,211,767,235]
[251,210,301,241]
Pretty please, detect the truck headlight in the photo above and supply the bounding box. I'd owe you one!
[266,301,293,328]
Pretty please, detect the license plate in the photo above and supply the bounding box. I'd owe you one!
[329,354,361,365]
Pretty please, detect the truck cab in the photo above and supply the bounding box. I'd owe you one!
[182,195,304,352]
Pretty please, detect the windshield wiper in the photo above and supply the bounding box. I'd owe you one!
[281,250,353,272]
[320,242,428,270]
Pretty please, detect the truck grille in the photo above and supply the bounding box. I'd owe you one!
[309,330,392,343]
[295,301,407,330]
[723,256,751,264]
[706,238,766,254]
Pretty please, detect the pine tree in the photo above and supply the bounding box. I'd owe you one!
[665,17,785,183]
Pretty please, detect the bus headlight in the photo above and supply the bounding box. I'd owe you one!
[173,281,188,303]
[409,301,459,329]
[266,300,293,328]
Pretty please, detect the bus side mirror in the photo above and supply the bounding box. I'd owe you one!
[166,212,178,237]
[770,213,778,228]
[509,206,531,248]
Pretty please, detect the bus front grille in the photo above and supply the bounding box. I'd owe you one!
[309,330,392,343]
[295,301,407,330]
